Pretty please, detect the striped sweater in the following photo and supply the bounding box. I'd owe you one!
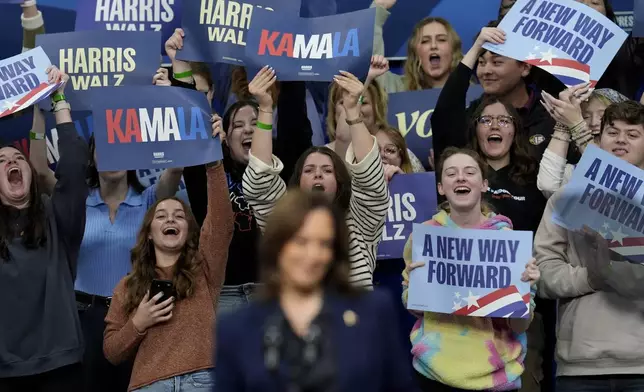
[242,136,389,289]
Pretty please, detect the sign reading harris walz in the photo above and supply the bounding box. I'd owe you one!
[177,0,302,65]
[483,0,627,87]
[244,8,375,81]
[36,30,161,111]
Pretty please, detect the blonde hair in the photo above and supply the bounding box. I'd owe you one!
[375,127,413,174]
[403,17,463,91]
[326,79,388,141]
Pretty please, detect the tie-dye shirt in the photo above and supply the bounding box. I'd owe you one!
[402,210,535,391]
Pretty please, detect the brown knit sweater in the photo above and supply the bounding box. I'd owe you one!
[103,163,233,391]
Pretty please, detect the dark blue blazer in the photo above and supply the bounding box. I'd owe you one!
[214,289,418,392]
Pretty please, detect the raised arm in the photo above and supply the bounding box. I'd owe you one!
[20,0,45,52]
[155,168,184,200]
[242,67,287,232]
[534,196,597,299]
[28,105,56,195]
[334,71,374,162]
[49,69,89,279]
[368,0,405,93]
[199,154,234,292]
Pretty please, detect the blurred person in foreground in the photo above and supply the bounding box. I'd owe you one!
[214,189,417,392]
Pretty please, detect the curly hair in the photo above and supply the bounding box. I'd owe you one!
[123,197,201,313]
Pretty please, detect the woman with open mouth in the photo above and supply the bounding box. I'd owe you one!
[0,67,90,390]
[243,66,390,289]
[370,0,463,93]
[103,116,234,392]
[402,147,540,392]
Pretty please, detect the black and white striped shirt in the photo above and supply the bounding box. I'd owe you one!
[242,138,389,289]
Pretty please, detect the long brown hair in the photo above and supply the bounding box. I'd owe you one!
[436,147,494,215]
[376,127,413,173]
[468,96,537,186]
[404,17,463,90]
[258,189,357,299]
[123,197,201,313]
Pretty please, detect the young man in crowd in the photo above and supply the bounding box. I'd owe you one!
[535,100,644,392]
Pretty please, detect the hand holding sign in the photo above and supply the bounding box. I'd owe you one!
[249,66,277,110]
[520,258,540,286]
[165,28,185,61]
[383,164,403,183]
[46,66,69,94]
[474,27,507,49]
[211,114,224,142]
[570,225,611,289]
[152,68,172,87]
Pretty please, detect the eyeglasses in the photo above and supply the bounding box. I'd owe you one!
[477,115,514,128]
[380,145,399,157]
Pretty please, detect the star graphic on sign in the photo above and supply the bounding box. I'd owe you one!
[452,301,463,311]
[533,45,540,51]
[454,291,461,299]
[539,48,557,64]
[464,290,480,309]
[600,231,609,239]
[2,100,17,112]
[602,222,611,231]
[610,226,627,245]
[526,52,537,60]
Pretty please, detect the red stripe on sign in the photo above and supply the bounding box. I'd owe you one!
[452,285,520,316]
[0,82,51,118]
[608,237,644,247]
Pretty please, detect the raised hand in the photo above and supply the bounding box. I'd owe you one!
[46,65,69,94]
[152,68,172,86]
[368,55,390,81]
[403,262,426,286]
[131,291,174,333]
[374,0,397,10]
[333,71,364,111]
[474,27,506,49]
[211,113,224,142]
[248,66,277,111]
[165,28,185,60]
[383,164,403,182]
[541,82,591,128]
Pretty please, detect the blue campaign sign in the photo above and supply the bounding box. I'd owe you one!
[177,0,301,65]
[244,9,374,82]
[36,30,161,112]
[633,0,644,37]
[408,224,533,318]
[484,0,628,88]
[552,144,644,263]
[92,85,222,171]
[378,172,437,260]
[0,47,62,119]
[387,85,484,169]
[74,0,183,57]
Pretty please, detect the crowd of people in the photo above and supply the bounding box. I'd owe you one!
[1,0,644,391]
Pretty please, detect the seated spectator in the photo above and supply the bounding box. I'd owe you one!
[534,100,644,392]
[215,189,416,391]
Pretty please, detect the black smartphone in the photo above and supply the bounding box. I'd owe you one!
[150,279,173,303]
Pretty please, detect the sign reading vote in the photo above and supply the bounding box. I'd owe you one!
[36,30,161,111]
[553,144,644,263]
[75,0,183,56]
[0,47,62,119]
[92,85,222,171]
[387,86,484,170]
[378,173,437,260]
[244,8,375,81]
[484,0,627,87]
[407,224,533,318]
[178,0,301,65]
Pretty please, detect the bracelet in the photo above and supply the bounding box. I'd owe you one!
[53,101,71,112]
[346,116,364,126]
[52,93,66,103]
[173,70,193,79]
[551,133,570,142]
[572,127,591,141]
[553,122,569,134]
[569,120,586,137]
[29,131,45,140]
[258,107,272,114]
[358,95,364,105]
[256,121,272,131]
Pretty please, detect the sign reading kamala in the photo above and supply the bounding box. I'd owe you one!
[378,173,438,260]
[244,8,375,81]
[178,0,301,65]
[0,47,63,119]
[36,30,161,111]
[75,0,183,56]
[552,145,644,264]
[387,86,484,169]
[92,85,222,171]
[484,0,627,87]
[407,224,533,318]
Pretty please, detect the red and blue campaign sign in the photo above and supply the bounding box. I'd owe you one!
[552,144,644,264]
[0,47,63,119]
[244,8,374,81]
[74,0,183,57]
[378,172,438,260]
[484,0,628,88]
[387,85,484,170]
[408,224,533,318]
[36,30,161,112]
[92,85,222,171]
[177,0,301,65]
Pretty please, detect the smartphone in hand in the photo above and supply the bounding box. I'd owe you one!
[150,279,174,303]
